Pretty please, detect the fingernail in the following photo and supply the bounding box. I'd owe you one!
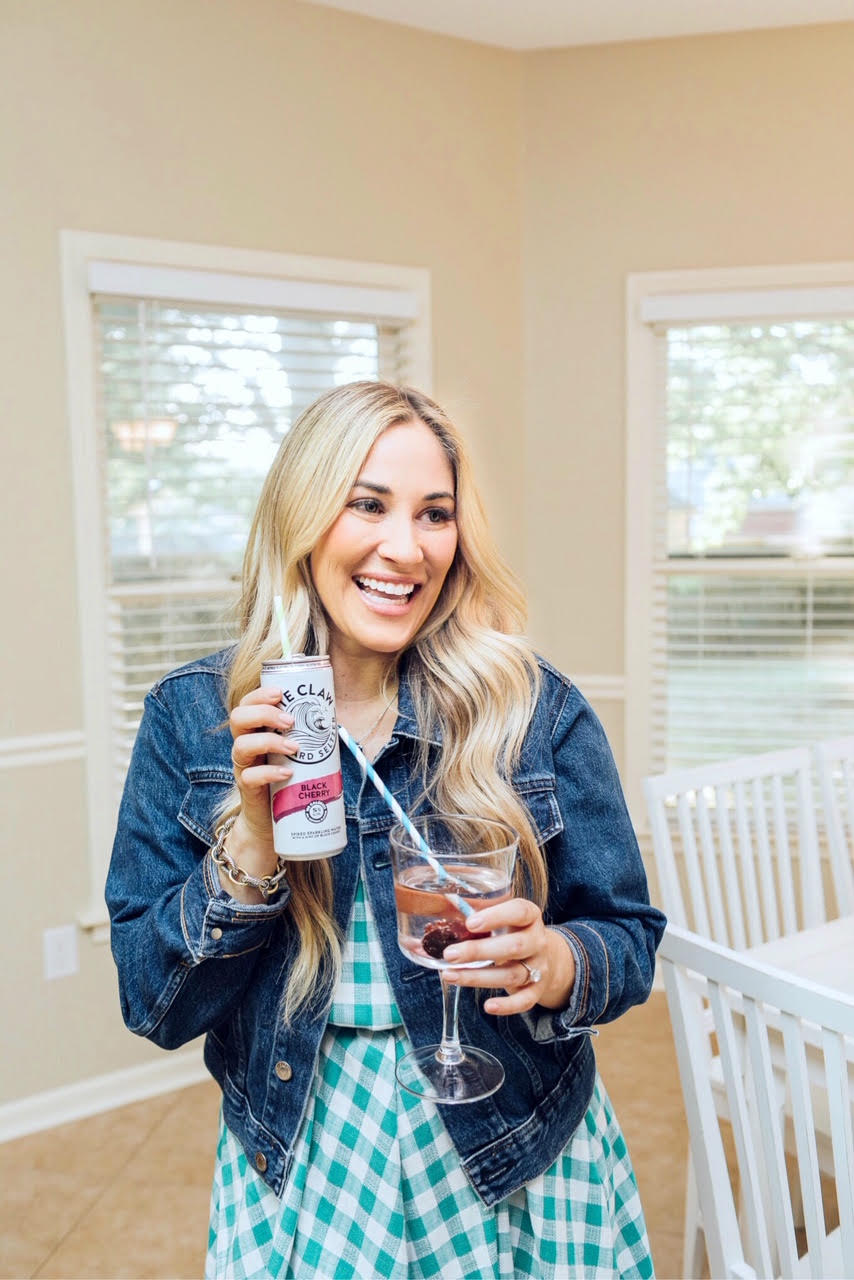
[443,947,461,961]
[466,913,483,929]
[276,767,292,778]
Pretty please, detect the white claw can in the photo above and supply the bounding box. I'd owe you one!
[261,656,347,859]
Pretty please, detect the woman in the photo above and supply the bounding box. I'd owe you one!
[107,381,666,1279]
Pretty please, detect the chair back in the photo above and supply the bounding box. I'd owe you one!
[644,747,824,949]
[660,925,854,1280]
[815,737,854,916]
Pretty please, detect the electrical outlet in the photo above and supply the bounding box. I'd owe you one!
[43,924,79,980]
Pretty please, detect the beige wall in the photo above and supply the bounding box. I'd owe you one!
[522,22,854,698]
[2,3,853,1107]
[0,0,523,1104]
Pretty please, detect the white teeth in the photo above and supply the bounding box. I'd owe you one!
[356,576,415,598]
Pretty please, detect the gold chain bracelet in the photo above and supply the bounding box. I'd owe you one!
[210,816,288,900]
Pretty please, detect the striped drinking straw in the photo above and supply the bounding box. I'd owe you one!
[273,595,292,659]
[337,724,474,918]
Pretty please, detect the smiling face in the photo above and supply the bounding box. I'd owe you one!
[309,418,459,663]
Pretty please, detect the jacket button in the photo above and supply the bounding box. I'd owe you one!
[255,1151,268,1172]
[274,1060,293,1081]
[210,927,223,940]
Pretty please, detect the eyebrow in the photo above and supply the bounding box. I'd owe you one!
[353,479,455,502]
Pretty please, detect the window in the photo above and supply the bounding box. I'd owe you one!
[626,265,854,821]
[63,234,430,928]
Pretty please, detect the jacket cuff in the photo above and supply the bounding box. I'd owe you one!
[179,853,292,963]
[517,925,598,1045]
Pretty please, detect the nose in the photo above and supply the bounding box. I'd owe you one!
[377,513,424,567]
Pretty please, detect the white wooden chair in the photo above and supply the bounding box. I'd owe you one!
[815,736,854,917]
[644,746,826,949]
[644,746,828,1275]
[660,924,854,1280]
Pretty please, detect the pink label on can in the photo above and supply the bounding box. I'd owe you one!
[272,770,343,821]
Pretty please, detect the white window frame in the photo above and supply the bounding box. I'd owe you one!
[625,260,854,827]
[61,231,431,934]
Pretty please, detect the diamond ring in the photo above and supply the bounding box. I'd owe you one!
[520,960,542,986]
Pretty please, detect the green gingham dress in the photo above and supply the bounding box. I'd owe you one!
[206,879,654,1279]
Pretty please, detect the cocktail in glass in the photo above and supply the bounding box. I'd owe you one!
[390,814,518,1104]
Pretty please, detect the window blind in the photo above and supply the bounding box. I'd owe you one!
[95,294,412,791]
[651,317,854,773]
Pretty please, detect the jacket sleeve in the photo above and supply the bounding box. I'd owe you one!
[520,681,667,1045]
[105,684,291,1049]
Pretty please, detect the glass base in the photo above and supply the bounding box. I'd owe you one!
[395,1043,505,1104]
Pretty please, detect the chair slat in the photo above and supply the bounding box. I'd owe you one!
[644,785,688,926]
[771,775,799,935]
[842,758,854,848]
[815,737,854,916]
[742,996,800,1278]
[779,1011,828,1278]
[708,980,774,1275]
[751,776,782,941]
[732,778,764,947]
[697,788,732,945]
[821,1028,854,1280]
[677,792,711,937]
[795,766,824,928]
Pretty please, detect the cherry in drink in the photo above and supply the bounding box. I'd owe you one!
[394,865,512,970]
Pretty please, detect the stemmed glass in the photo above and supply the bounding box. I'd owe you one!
[390,814,518,1104]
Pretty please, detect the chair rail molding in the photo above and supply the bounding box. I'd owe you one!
[571,674,625,702]
[0,730,86,770]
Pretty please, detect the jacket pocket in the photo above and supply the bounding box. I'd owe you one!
[178,767,234,846]
[516,776,564,846]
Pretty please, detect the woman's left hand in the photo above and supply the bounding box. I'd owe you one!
[440,898,576,1015]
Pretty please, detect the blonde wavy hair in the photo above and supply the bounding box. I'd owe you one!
[223,381,544,1020]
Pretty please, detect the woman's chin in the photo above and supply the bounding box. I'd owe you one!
[330,625,416,660]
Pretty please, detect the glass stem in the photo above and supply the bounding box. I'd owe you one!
[437,974,464,1065]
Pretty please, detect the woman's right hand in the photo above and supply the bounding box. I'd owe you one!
[221,686,297,899]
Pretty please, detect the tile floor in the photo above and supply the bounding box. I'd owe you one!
[0,992,688,1279]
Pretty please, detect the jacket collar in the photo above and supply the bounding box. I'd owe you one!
[392,656,443,747]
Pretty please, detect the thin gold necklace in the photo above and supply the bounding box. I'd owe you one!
[355,691,398,747]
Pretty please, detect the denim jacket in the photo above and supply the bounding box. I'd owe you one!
[106,649,665,1206]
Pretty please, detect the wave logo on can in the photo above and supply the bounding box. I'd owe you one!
[287,695,337,764]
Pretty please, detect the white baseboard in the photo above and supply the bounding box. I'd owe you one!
[0,1044,207,1144]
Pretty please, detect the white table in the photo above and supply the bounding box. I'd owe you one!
[748,914,854,998]
[747,913,854,1127]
